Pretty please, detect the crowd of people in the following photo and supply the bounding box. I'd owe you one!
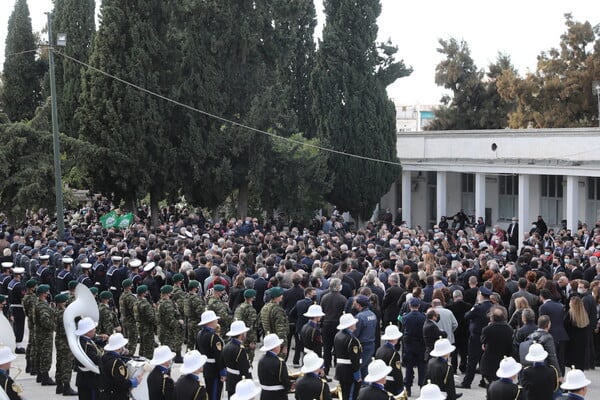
[0,203,599,399]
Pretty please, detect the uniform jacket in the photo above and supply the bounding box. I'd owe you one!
[175,374,207,400]
[519,363,559,400]
[257,351,290,400]
[294,372,331,400]
[221,338,251,394]
[147,365,176,400]
[334,329,362,382]
[195,326,224,379]
[426,357,458,400]
[486,378,524,400]
[375,342,404,395]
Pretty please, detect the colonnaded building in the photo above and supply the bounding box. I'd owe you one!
[379,104,600,245]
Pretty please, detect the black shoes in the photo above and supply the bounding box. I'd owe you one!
[62,384,78,396]
[456,393,463,399]
[15,347,26,354]
[40,373,56,386]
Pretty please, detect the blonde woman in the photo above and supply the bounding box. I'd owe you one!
[565,296,590,369]
[508,297,529,329]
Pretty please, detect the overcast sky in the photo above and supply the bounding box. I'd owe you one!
[1,0,599,106]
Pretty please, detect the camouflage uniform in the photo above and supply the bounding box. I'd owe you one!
[98,302,118,336]
[260,301,289,357]
[119,290,138,353]
[234,301,258,363]
[207,296,232,334]
[184,293,205,350]
[34,297,55,378]
[134,295,157,359]
[54,305,73,389]
[157,297,183,352]
[22,288,38,374]
[170,285,186,352]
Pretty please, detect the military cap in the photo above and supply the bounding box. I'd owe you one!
[268,286,284,298]
[0,295,6,303]
[244,289,257,298]
[36,284,50,295]
[137,285,148,294]
[39,255,50,261]
[213,284,226,292]
[122,279,133,288]
[100,291,113,300]
[90,287,99,295]
[1,262,13,269]
[188,280,200,289]
[62,257,74,264]
[48,240,57,247]
[25,279,37,289]
[355,295,370,307]
[55,293,69,303]
[68,280,78,290]
[173,273,184,283]
[160,285,174,294]
[479,285,493,297]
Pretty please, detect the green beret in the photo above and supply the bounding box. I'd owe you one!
[26,279,38,289]
[136,285,148,294]
[173,273,184,282]
[244,289,257,298]
[188,280,200,289]
[68,280,78,290]
[54,293,69,303]
[214,284,225,292]
[122,279,133,288]
[269,286,284,298]
[0,294,6,303]
[90,287,98,295]
[36,284,50,295]
[100,291,113,300]
[160,285,173,294]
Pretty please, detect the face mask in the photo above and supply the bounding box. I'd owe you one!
[434,229,440,233]
[404,244,410,250]
[434,245,439,250]
[492,229,497,233]
[450,253,456,257]
[544,252,550,256]
[565,258,570,262]
[578,288,585,294]
[573,253,579,257]
[501,251,507,257]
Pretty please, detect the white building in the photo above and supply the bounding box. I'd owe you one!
[379,127,600,244]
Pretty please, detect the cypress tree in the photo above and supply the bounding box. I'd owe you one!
[2,0,42,122]
[311,0,410,221]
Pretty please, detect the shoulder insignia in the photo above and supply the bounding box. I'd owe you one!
[119,365,126,377]
[216,341,222,351]
[353,345,359,354]
[395,360,401,369]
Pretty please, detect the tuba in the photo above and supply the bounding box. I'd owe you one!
[0,313,16,400]
[126,356,151,400]
[63,283,100,374]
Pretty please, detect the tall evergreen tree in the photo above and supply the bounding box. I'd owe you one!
[2,0,42,122]
[53,0,96,137]
[311,0,409,221]
[77,0,176,225]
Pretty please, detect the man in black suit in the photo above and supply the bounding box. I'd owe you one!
[423,309,447,360]
[447,290,471,373]
[507,217,519,247]
[480,306,514,386]
[539,289,569,375]
[381,273,404,327]
[252,267,269,312]
[290,287,315,366]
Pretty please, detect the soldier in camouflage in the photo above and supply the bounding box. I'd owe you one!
[259,286,289,359]
[66,280,77,306]
[233,288,258,364]
[34,284,56,385]
[134,284,157,359]
[207,284,231,334]
[97,291,119,340]
[184,280,205,351]
[171,273,187,362]
[157,285,184,361]
[22,279,37,375]
[118,279,138,355]
[54,293,77,396]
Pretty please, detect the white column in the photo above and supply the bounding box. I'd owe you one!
[566,175,578,234]
[402,170,412,227]
[518,174,531,249]
[436,171,447,223]
[475,173,486,223]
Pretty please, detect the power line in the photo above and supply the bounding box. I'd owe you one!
[4,48,39,58]
[54,49,403,167]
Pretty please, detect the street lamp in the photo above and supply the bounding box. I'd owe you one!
[593,81,600,128]
[46,12,66,240]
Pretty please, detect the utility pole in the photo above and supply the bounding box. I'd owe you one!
[47,12,65,240]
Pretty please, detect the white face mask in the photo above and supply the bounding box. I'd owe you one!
[578,288,585,294]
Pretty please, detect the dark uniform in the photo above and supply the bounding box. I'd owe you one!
[375,342,404,395]
[175,373,207,400]
[0,271,11,295]
[519,363,559,400]
[401,310,427,391]
[7,278,25,345]
[357,382,395,400]
[426,357,458,400]
[147,365,176,400]
[56,269,74,293]
[486,378,524,400]
[195,326,225,400]
[0,368,23,400]
[36,264,53,291]
[99,350,135,400]
[294,372,331,400]
[334,329,362,400]
[76,336,101,400]
[221,338,251,396]
[300,320,323,357]
[77,272,94,288]
[461,299,493,387]
[257,351,291,400]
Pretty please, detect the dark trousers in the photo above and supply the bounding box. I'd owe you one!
[285,325,303,364]
[205,374,223,400]
[451,340,468,373]
[78,387,99,400]
[462,335,483,386]
[403,350,426,388]
[323,324,337,374]
[556,340,566,376]
[11,306,25,343]
[339,379,360,400]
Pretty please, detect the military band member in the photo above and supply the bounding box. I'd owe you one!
[77,263,94,288]
[196,310,226,400]
[175,350,208,400]
[185,280,205,351]
[75,317,102,400]
[119,279,138,355]
[148,345,176,400]
[300,304,325,357]
[519,343,560,400]
[426,338,459,400]
[259,287,288,360]
[233,289,258,364]
[357,359,395,400]
[53,293,77,396]
[223,320,252,397]
[7,267,26,354]
[134,285,157,359]
[257,333,291,400]
[294,351,331,400]
[231,379,261,400]
[375,324,405,396]
[98,291,119,338]
[557,368,591,400]
[22,279,37,375]
[334,313,362,400]
[99,333,144,400]
[34,284,55,385]
[486,357,524,400]
[0,345,23,400]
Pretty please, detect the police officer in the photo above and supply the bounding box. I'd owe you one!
[257,333,291,400]
[375,324,405,396]
[294,351,331,400]
[75,317,102,400]
[53,293,77,396]
[300,304,325,357]
[34,284,55,386]
[196,310,226,400]
[233,289,258,364]
[157,285,184,359]
[426,338,460,400]
[222,320,252,397]
[22,278,37,375]
[7,267,26,354]
[119,279,138,355]
[185,280,205,352]
[207,284,231,334]
[134,285,156,359]
[353,294,377,378]
[175,350,208,400]
[259,287,289,359]
[334,313,362,400]
[357,359,395,400]
[147,345,176,400]
[486,357,524,400]
[401,297,426,396]
[99,333,144,400]
[56,257,75,293]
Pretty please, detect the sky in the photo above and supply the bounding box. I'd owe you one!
[1,0,599,106]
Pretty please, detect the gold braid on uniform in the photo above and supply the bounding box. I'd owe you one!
[236,347,244,362]
[192,385,204,400]
[162,374,167,395]
[514,387,521,400]
[319,379,326,400]
[278,359,283,381]
[443,362,451,384]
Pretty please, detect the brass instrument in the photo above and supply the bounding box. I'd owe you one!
[394,388,409,400]
[330,384,342,399]
[288,370,303,393]
[0,313,16,400]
